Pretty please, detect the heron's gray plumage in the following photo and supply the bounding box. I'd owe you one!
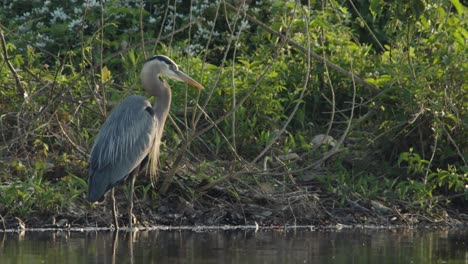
[87,55,204,228]
[88,95,158,202]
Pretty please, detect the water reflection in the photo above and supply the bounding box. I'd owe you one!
[1,228,467,263]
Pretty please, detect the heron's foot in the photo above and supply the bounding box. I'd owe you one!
[111,214,120,230]
[111,223,120,231]
[128,212,139,230]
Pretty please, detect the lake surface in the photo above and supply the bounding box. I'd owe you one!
[1,227,467,263]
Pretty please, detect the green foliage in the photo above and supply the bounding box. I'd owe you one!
[398,148,430,176]
[396,148,467,207]
[321,161,385,206]
[429,165,467,193]
[0,0,466,222]
[0,160,86,217]
[395,179,436,208]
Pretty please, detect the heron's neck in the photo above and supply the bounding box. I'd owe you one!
[154,86,171,127]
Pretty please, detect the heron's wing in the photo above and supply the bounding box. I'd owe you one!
[88,95,157,202]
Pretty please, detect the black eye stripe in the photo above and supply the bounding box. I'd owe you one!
[145,55,178,69]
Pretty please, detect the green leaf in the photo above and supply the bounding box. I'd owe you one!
[450,0,465,15]
[452,30,465,46]
[101,66,112,83]
[369,0,384,19]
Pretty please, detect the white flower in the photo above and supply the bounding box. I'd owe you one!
[51,7,69,22]
[184,43,203,56]
[73,7,82,14]
[18,24,28,33]
[239,20,250,31]
[36,42,46,48]
[83,0,100,8]
[68,19,82,30]
[36,33,52,48]
[33,6,49,15]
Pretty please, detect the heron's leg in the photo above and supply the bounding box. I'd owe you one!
[128,165,140,230]
[111,188,119,230]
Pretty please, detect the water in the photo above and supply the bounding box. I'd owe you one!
[1,227,467,263]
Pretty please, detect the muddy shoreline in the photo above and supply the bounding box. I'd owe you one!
[2,186,467,231]
[2,224,467,233]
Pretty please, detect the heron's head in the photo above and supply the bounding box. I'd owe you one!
[141,55,204,93]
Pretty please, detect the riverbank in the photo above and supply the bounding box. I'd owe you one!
[2,178,466,231]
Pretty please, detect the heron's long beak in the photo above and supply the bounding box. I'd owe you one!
[175,70,204,90]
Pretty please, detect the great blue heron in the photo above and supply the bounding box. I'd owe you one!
[88,55,203,229]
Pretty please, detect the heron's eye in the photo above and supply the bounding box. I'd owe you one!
[169,64,177,71]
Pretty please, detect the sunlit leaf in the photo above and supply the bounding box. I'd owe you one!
[101,66,112,83]
[450,0,465,15]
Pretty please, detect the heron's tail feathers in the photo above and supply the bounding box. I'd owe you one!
[87,169,111,203]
